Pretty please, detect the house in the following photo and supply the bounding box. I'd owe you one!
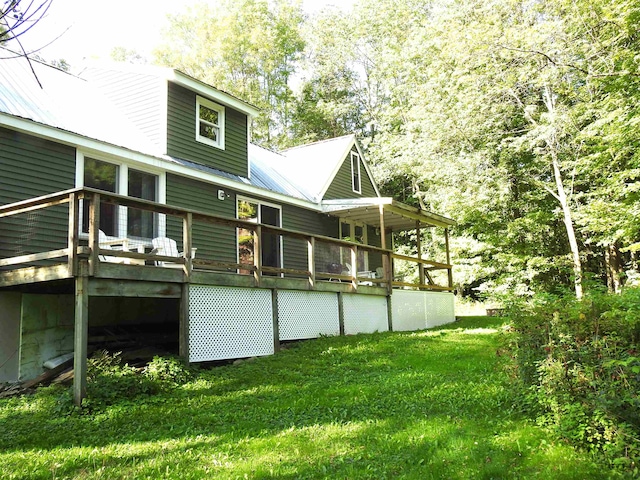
[0,51,456,404]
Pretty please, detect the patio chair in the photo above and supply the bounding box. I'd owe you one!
[98,230,130,263]
[151,236,196,267]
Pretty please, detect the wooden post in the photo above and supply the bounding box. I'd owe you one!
[73,260,89,407]
[272,289,280,353]
[88,193,100,276]
[444,228,453,290]
[253,225,262,286]
[67,193,79,276]
[416,221,425,287]
[183,212,193,279]
[379,204,392,294]
[350,244,357,289]
[387,294,393,332]
[308,236,316,289]
[179,283,190,361]
[338,291,345,336]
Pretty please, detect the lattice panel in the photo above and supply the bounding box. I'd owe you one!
[277,290,340,340]
[188,285,274,362]
[343,294,389,335]
[425,292,456,328]
[391,290,427,332]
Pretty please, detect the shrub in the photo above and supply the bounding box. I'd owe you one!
[143,355,193,385]
[507,288,640,474]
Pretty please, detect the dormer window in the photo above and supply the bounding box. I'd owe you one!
[196,96,225,149]
[351,151,361,193]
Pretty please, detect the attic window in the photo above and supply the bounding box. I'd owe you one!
[196,96,225,149]
[351,151,361,193]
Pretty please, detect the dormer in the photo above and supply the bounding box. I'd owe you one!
[78,63,259,178]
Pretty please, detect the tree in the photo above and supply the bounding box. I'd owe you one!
[154,0,305,147]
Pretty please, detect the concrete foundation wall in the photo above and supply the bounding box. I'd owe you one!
[20,294,74,380]
[0,292,21,383]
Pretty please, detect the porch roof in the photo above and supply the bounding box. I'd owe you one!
[321,198,456,231]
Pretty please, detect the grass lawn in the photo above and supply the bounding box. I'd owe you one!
[0,317,606,479]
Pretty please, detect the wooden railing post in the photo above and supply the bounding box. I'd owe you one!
[350,244,357,289]
[445,228,453,290]
[183,212,193,279]
[254,225,262,286]
[88,193,100,276]
[416,221,425,287]
[308,236,316,289]
[67,192,79,276]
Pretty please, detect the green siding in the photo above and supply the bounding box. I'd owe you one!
[0,128,75,260]
[323,146,378,200]
[166,83,248,177]
[165,174,238,265]
[166,173,340,273]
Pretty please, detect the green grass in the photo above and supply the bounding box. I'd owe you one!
[0,316,607,479]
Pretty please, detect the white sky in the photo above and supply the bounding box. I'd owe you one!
[12,0,355,66]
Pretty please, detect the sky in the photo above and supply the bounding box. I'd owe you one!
[11,0,355,66]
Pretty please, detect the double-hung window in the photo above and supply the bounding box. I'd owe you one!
[196,95,225,149]
[351,151,361,194]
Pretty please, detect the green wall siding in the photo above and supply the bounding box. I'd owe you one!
[0,128,75,260]
[166,173,340,272]
[166,83,248,177]
[165,174,238,265]
[324,146,378,200]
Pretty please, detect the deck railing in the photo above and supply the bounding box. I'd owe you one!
[0,188,453,292]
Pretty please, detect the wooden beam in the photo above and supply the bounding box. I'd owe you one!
[272,289,280,353]
[253,225,262,286]
[417,220,425,286]
[87,279,182,297]
[0,264,71,287]
[308,236,316,289]
[88,193,100,276]
[68,193,79,276]
[73,262,89,407]
[338,291,345,336]
[0,249,69,267]
[183,212,193,280]
[179,283,190,361]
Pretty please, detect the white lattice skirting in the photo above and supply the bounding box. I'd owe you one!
[277,290,340,341]
[391,290,455,331]
[342,294,389,335]
[188,285,274,362]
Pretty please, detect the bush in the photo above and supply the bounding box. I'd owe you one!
[507,288,640,474]
[143,355,193,385]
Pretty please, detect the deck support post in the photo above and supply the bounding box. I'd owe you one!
[338,291,345,336]
[179,283,190,361]
[73,259,89,407]
[271,289,280,352]
[387,293,393,332]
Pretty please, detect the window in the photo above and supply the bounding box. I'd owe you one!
[80,155,163,240]
[237,197,282,275]
[340,220,368,271]
[351,151,361,193]
[196,96,225,149]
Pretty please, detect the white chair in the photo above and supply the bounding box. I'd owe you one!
[98,230,129,263]
[152,237,196,267]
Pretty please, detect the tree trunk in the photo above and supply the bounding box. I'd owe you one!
[605,243,622,293]
[543,85,583,299]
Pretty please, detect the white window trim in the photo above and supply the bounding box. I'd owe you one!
[196,95,225,150]
[351,151,362,194]
[236,195,283,274]
[76,151,167,239]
